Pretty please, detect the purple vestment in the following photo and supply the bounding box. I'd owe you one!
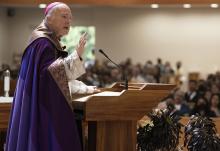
[5,38,82,151]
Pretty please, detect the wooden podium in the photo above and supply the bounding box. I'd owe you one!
[72,83,176,151]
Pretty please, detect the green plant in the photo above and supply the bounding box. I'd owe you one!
[184,115,220,151]
[137,107,183,151]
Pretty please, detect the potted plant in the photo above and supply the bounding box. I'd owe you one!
[184,115,220,151]
[137,107,183,151]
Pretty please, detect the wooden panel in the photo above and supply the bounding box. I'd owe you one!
[85,90,170,121]
[0,103,11,131]
[1,0,220,6]
[96,121,136,151]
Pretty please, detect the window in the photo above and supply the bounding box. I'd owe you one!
[61,26,95,62]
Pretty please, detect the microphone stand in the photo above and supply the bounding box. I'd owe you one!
[99,49,128,90]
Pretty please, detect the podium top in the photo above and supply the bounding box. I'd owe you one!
[72,82,176,121]
[111,82,176,91]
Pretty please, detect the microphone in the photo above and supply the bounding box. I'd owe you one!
[98,49,128,90]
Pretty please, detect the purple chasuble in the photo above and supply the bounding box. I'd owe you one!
[5,38,82,151]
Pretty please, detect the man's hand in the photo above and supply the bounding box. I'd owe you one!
[76,32,87,57]
[93,86,101,93]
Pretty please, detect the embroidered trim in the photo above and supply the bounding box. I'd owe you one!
[48,58,73,110]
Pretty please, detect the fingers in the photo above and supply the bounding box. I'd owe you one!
[79,32,87,43]
[82,32,88,39]
[94,88,101,93]
[76,32,87,57]
[93,86,101,93]
[80,33,87,45]
[79,38,86,47]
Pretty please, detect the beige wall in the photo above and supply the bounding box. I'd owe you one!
[0,8,9,65]
[1,6,220,79]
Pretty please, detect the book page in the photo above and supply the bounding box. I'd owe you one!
[73,91,122,102]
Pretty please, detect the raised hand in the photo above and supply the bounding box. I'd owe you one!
[76,32,87,57]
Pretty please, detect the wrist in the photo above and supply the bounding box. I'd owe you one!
[76,50,83,61]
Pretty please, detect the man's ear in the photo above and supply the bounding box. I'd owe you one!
[46,15,53,26]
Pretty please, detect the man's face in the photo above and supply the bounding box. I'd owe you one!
[48,4,72,38]
[211,95,219,106]
[189,81,197,91]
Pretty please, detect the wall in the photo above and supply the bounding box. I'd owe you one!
[1,6,220,79]
[0,8,8,66]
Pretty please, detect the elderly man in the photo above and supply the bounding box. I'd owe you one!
[5,2,97,151]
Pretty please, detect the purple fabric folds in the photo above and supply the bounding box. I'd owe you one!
[6,38,81,151]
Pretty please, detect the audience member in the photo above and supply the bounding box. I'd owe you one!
[185,80,199,103]
[209,94,220,117]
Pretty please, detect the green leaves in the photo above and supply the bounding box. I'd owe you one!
[137,112,220,151]
[137,108,183,151]
[184,115,220,151]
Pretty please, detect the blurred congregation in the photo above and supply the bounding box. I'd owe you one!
[79,58,220,117]
[1,56,220,117]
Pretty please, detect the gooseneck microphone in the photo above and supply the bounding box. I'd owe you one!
[98,49,128,90]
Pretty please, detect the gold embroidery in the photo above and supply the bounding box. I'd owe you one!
[48,58,73,110]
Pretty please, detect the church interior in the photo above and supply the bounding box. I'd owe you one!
[1,0,220,151]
